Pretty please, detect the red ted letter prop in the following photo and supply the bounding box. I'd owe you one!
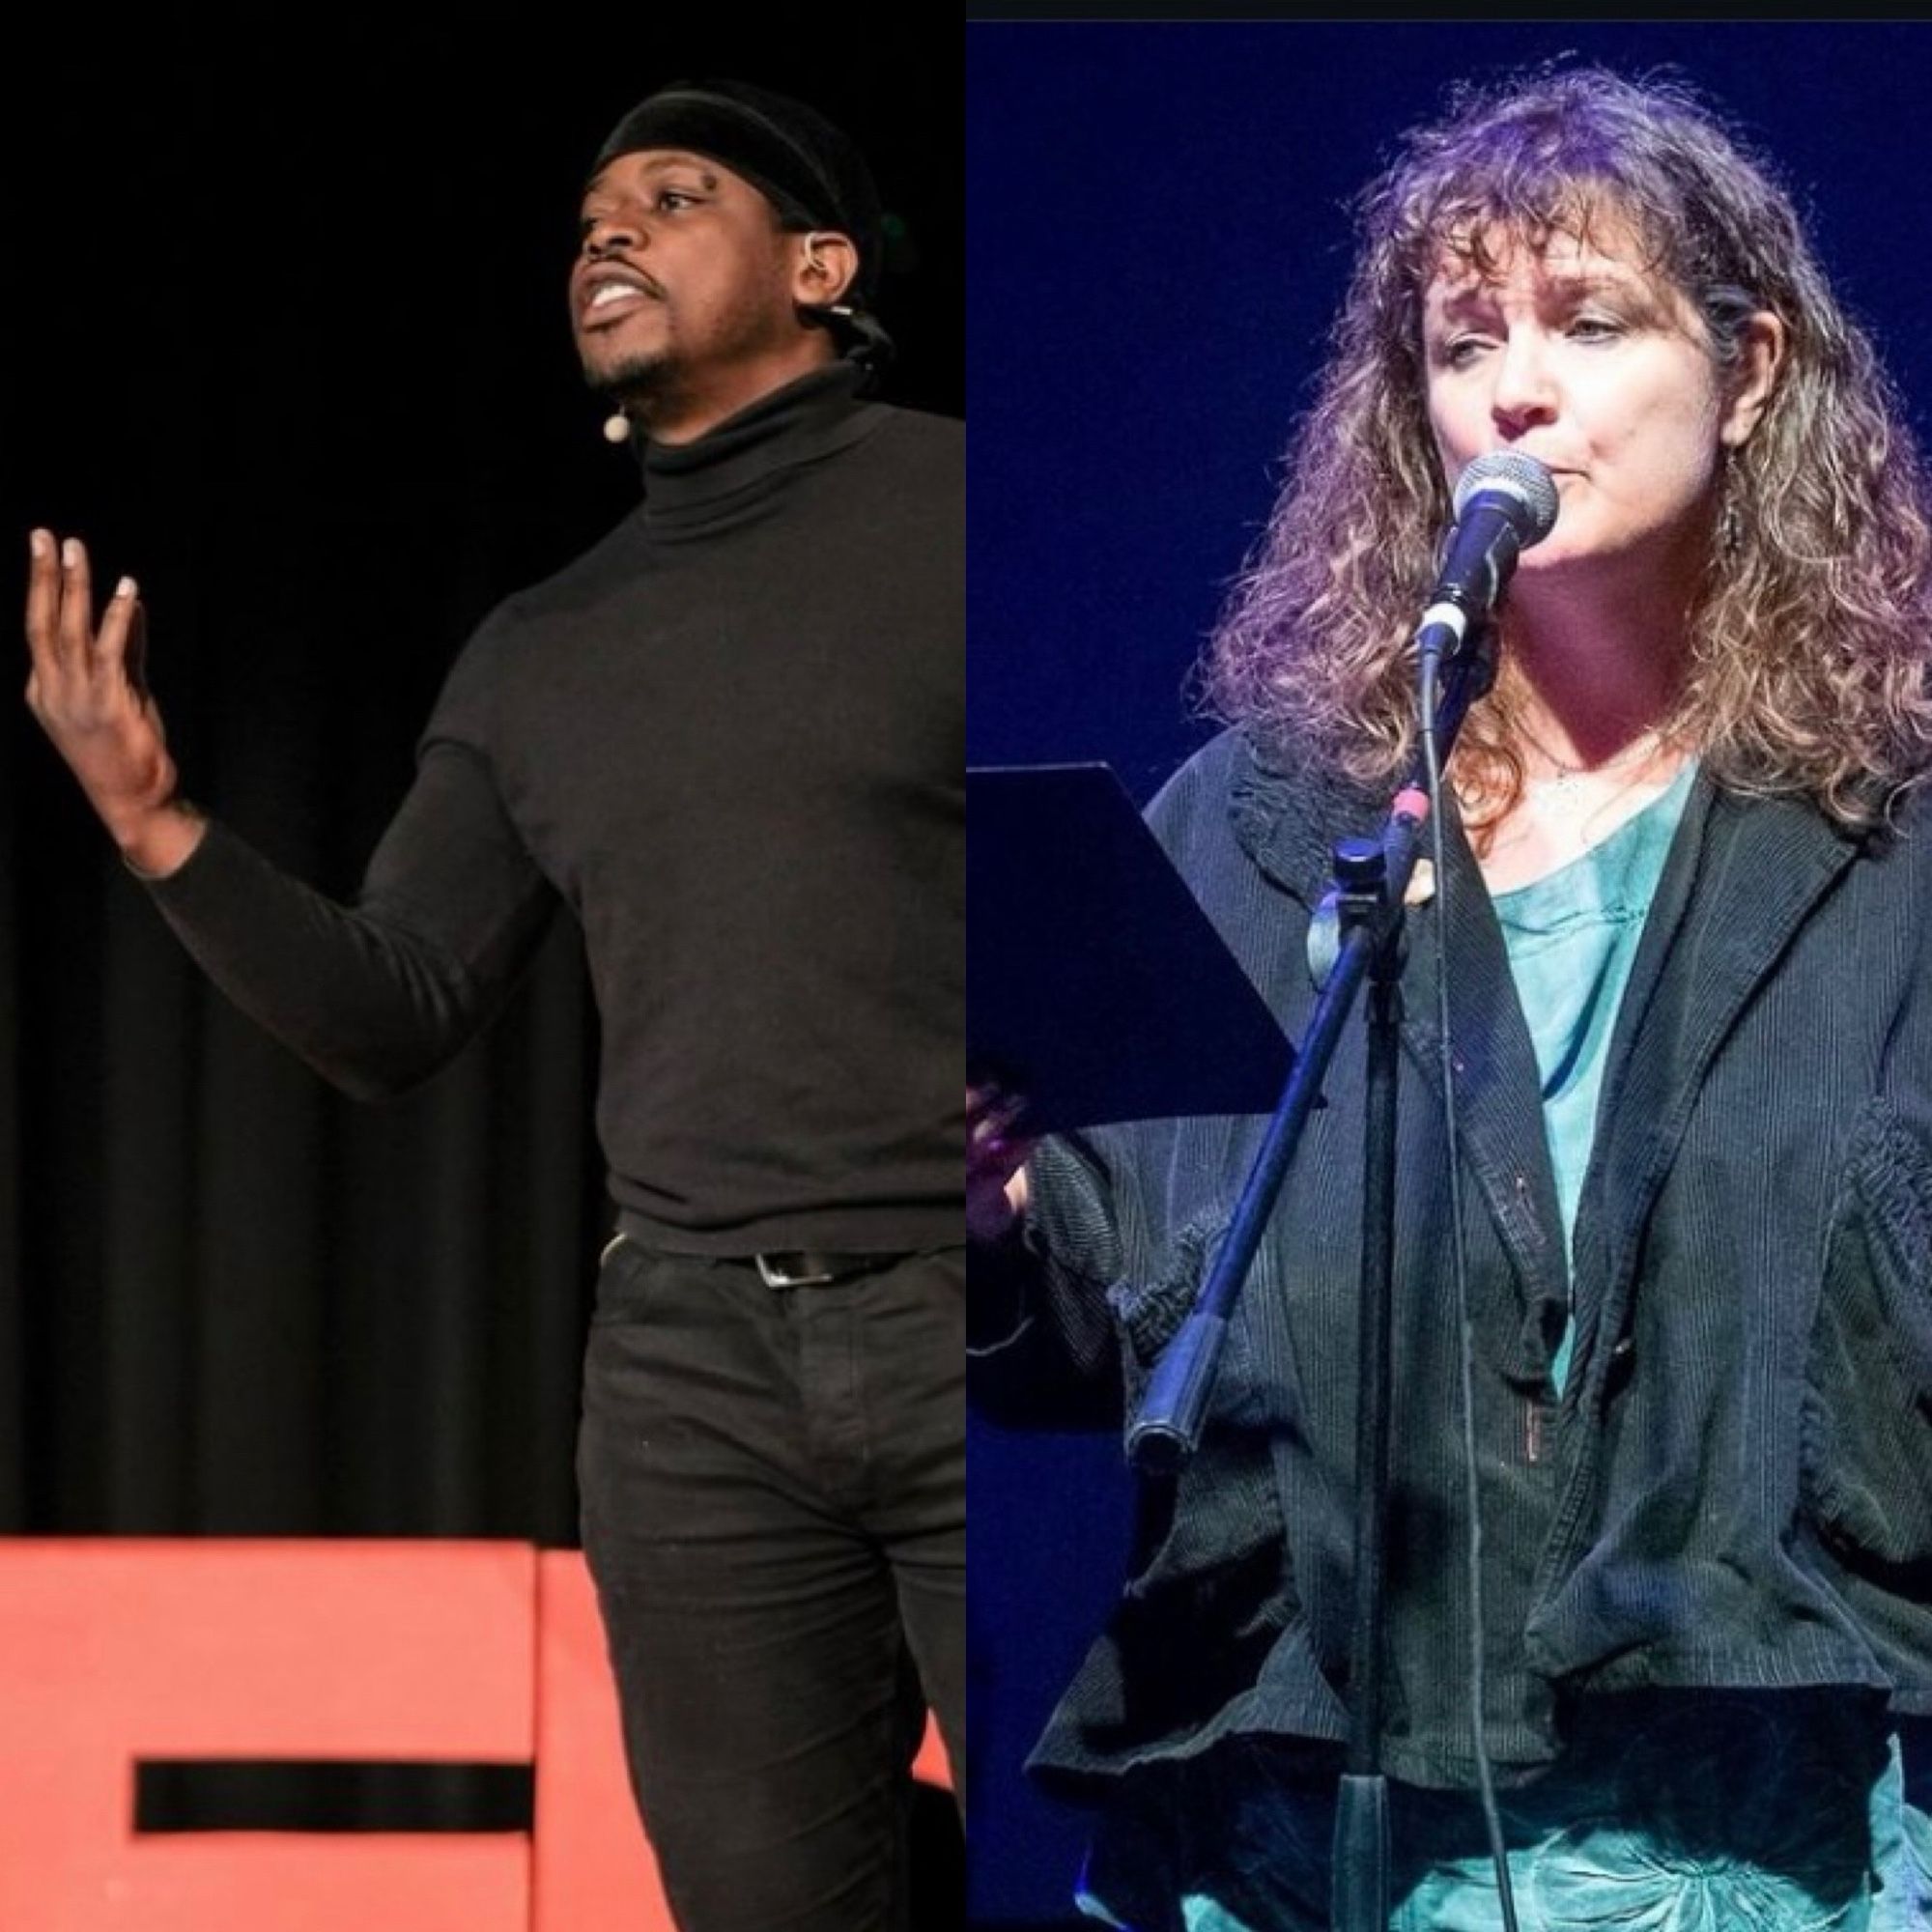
[0,1542,952,1928]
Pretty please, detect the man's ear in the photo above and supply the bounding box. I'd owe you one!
[791,230,861,311]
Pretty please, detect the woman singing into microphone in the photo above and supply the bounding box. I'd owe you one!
[970,64,1932,1929]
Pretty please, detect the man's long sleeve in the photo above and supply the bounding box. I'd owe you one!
[142,741,558,1101]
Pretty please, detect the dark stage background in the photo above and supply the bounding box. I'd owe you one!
[967,19,1932,1928]
[3,12,961,1899]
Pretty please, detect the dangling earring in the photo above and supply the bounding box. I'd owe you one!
[603,409,632,445]
[1717,449,1745,562]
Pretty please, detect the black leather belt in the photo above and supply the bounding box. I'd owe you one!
[610,1217,911,1289]
[749,1250,903,1288]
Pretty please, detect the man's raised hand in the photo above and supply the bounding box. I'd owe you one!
[24,529,205,877]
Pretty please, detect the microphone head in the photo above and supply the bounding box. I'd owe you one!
[1452,450,1559,546]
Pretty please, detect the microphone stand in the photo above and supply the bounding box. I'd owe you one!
[1124,619,1497,1932]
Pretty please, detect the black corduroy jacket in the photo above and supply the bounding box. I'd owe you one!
[970,725,1932,1793]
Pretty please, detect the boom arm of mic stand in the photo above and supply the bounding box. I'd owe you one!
[1124,623,1496,1474]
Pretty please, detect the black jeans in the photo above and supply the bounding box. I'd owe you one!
[577,1240,966,1931]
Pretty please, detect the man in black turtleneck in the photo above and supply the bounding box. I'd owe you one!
[23,80,961,1932]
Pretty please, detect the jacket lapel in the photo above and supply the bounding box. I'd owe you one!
[1402,811,1573,1376]
[1567,780,1861,1387]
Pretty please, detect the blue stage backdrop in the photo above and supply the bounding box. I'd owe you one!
[966,19,1932,1926]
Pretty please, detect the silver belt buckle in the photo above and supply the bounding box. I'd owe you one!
[756,1252,837,1288]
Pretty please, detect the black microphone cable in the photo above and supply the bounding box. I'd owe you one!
[1419,652,1522,1932]
[1414,448,1561,1932]
[1314,451,1551,1925]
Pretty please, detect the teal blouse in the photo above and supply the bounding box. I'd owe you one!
[1492,761,1697,1393]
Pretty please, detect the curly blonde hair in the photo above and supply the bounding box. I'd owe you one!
[1203,65,1932,832]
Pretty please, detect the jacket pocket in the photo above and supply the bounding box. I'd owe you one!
[1803,1098,1932,1572]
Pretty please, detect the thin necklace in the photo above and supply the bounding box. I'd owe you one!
[1515,718,1669,794]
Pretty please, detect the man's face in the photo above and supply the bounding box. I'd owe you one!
[571,148,804,405]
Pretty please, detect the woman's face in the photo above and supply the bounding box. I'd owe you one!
[1420,216,1777,591]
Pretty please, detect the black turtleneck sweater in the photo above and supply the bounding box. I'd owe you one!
[146,362,965,1254]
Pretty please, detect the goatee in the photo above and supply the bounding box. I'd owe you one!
[584,351,676,410]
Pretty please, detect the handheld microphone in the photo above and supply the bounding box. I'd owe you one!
[1413,451,1560,668]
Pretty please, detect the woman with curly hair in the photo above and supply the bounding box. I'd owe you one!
[971,65,1932,1929]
